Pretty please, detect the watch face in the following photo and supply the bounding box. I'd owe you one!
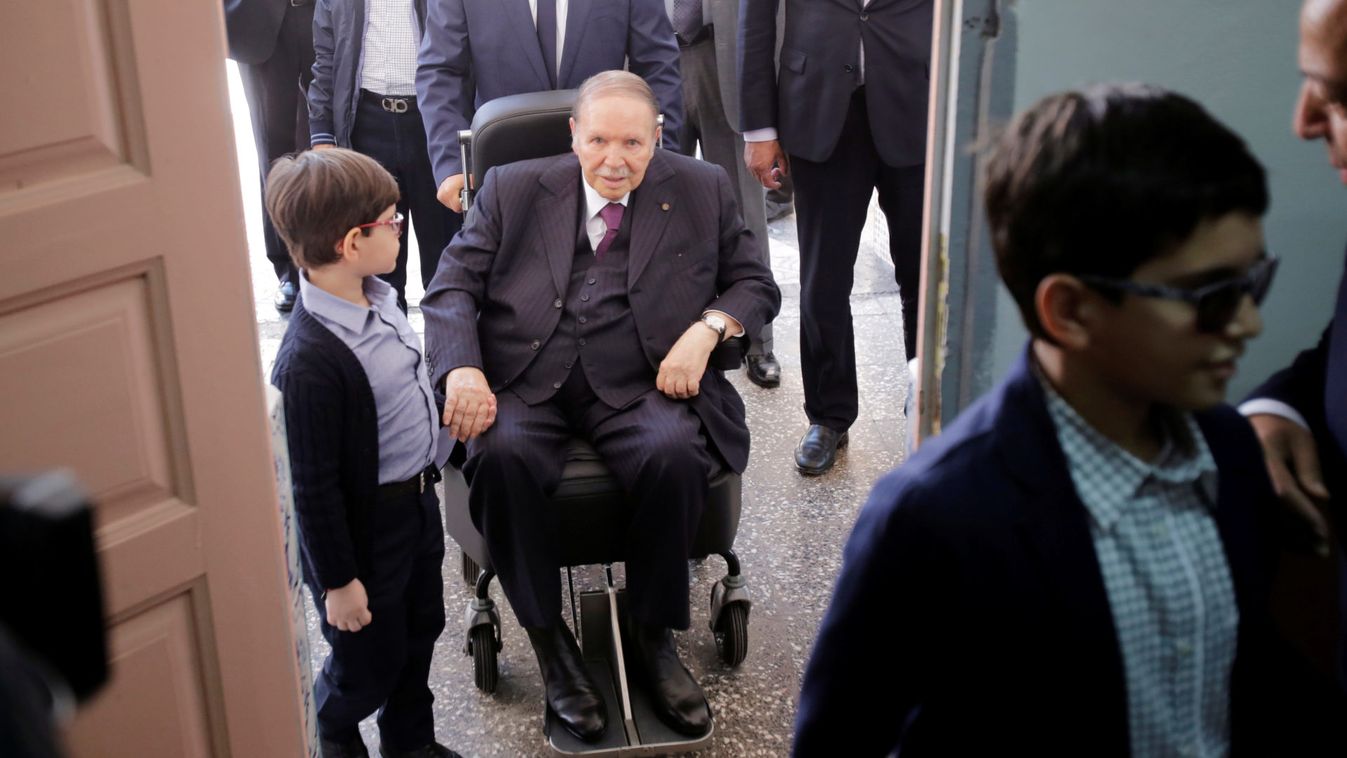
[705,315,726,333]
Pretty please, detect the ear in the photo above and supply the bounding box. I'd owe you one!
[569,116,577,149]
[334,226,360,262]
[1035,273,1106,351]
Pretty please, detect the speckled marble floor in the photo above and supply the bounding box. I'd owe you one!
[233,62,910,758]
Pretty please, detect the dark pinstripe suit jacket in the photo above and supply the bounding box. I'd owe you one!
[421,150,780,472]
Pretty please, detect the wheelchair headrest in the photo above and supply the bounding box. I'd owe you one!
[467,89,578,190]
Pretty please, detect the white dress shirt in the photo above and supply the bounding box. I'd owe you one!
[360,0,420,96]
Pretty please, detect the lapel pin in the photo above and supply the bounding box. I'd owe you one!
[660,202,670,211]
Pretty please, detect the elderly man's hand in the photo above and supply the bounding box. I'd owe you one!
[657,323,720,399]
[1249,413,1332,555]
[744,139,788,190]
[438,173,467,213]
[443,367,496,441]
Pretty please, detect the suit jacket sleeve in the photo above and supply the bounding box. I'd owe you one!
[276,358,359,591]
[703,165,779,335]
[308,0,338,146]
[628,0,686,152]
[421,166,506,393]
[736,0,780,132]
[1246,326,1330,430]
[794,473,942,756]
[416,0,476,183]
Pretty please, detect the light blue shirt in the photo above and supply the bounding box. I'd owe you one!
[300,274,438,484]
[1041,377,1237,758]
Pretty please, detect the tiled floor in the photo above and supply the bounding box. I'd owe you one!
[233,63,911,758]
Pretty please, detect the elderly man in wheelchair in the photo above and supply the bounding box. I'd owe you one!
[421,70,779,745]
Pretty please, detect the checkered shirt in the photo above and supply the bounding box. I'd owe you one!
[360,0,419,96]
[1041,380,1238,758]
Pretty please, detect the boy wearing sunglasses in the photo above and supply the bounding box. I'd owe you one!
[793,84,1341,756]
[267,149,459,758]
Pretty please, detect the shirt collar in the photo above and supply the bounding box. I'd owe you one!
[299,272,398,335]
[582,178,629,223]
[1037,371,1219,533]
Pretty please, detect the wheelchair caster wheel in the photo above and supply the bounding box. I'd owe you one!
[469,624,499,693]
[714,602,749,667]
[461,550,481,588]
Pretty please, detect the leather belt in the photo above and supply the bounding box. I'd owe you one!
[361,89,417,114]
[377,465,441,501]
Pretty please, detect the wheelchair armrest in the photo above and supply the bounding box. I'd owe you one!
[708,336,747,371]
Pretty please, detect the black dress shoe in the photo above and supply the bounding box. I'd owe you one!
[379,742,461,758]
[525,622,607,742]
[626,623,711,737]
[794,424,848,476]
[744,352,781,388]
[274,279,298,313]
[320,734,370,758]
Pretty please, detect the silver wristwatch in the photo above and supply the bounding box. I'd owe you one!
[700,313,727,339]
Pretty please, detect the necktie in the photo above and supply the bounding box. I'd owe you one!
[536,0,558,88]
[595,202,624,259]
[672,0,703,40]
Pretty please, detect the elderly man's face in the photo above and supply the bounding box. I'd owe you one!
[571,94,661,201]
[1297,0,1347,184]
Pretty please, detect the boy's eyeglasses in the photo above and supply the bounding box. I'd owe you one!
[1077,254,1279,334]
[356,211,404,238]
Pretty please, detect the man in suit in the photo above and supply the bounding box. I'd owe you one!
[795,85,1342,755]
[223,0,316,313]
[667,0,782,388]
[415,0,685,214]
[1241,0,1347,684]
[421,72,779,743]
[739,0,932,475]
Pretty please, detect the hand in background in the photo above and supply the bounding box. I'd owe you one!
[325,578,372,632]
[1249,413,1332,555]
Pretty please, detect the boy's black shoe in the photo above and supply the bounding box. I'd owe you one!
[274,279,298,313]
[379,742,461,758]
[525,622,607,741]
[745,352,781,388]
[794,425,847,475]
[320,735,370,758]
[625,622,711,737]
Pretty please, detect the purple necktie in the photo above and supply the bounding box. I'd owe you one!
[595,202,624,259]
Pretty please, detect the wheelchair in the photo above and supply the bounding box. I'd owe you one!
[442,89,752,756]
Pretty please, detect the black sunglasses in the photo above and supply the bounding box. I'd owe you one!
[1077,254,1279,333]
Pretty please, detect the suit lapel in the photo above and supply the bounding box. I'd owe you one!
[537,156,582,297]
[558,0,592,87]
[505,0,553,90]
[627,152,676,288]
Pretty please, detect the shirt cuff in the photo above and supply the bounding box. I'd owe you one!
[742,127,778,143]
[1238,398,1310,431]
[310,134,337,147]
[703,309,746,339]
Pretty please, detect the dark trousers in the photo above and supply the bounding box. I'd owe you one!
[236,1,314,286]
[677,37,774,356]
[310,487,446,751]
[351,92,464,311]
[463,368,712,631]
[791,87,924,431]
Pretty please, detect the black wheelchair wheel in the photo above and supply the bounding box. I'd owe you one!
[714,602,749,667]
[470,624,498,693]
[461,550,481,588]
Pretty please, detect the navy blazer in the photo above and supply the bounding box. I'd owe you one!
[223,0,288,64]
[309,0,429,148]
[794,348,1326,757]
[738,0,932,167]
[420,150,779,473]
[415,0,685,184]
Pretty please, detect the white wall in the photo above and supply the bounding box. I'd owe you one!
[985,0,1345,400]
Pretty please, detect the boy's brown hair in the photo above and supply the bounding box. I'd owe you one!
[264,148,400,270]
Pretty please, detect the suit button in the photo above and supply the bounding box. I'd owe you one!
[578,338,587,346]
[564,361,573,369]
[860,12,869,20]
[530,340,541,350]
[580,294,590,302]
[844,64,856,73]
[553,381,562,389]
[587,278,596,285]
[578,316,588,324]
[553,298,562,308]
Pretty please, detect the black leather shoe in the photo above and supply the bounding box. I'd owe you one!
[320,735,370,758]
[744,352,781,388]
[274,279,298,313]
[379,742,461,758]
[794,424,848,476]
[626,623,711,737]
[525,622,607,742]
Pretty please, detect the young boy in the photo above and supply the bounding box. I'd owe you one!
[308,0,461,311]
[267,149,457,758]
[794,84,1335,756]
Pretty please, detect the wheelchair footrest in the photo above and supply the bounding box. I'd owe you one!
[545,589,714,756]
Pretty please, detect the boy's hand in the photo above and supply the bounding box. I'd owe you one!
[444,367,496,441]
[1249,413,1332,555]
[325,578,372,632]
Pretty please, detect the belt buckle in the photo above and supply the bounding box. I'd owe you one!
[381,96,409,114]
